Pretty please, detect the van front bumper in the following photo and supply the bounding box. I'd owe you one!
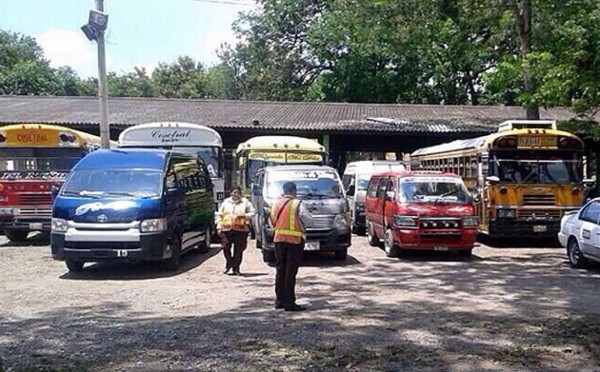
[51,231,169,262]
[394,228,477,250]
[263,226,351,251]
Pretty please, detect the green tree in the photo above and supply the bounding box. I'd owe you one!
[152,56,207,98]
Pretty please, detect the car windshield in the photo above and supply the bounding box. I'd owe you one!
[490,151,582,184]
[266,170,343,199]
[63,169,163,198]
[399,177,470,203]
[356,175,371,190]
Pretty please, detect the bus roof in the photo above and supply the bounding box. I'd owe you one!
[0,123,104,148]
[118,122,222,147]
[235,136,325,154]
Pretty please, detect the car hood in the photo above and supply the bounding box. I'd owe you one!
[53,196,162,223]
[402,203,474,216]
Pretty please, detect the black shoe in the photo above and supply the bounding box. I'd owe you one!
[223,267,231,274]
[284,304,306,312]
[232,269,241,276]
[274,301,284,309]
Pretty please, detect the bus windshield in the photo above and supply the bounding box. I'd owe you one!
[0,148,86,171]
[399,178,470,203]
[490,151,582,184]
[63,169,163,198]
[266,170,343,199]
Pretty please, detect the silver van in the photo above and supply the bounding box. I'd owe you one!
[342,160,405,235]
[252,165,351,263]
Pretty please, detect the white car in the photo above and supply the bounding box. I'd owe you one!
[558,198,600,268]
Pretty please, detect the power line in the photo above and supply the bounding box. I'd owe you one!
[193,0,256,6]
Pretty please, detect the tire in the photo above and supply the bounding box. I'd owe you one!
[4,229,29,242]
[256,228,263,249]
[334,249,348,260]
[384,228,400,258]
[65,260,84,272]
[164,235,182,271]
[262,249,275,263]
[457,249,473,258]
[198,227,211,254]
[567,238,588,268]
[367,221,380,247]
[352,225,367,236]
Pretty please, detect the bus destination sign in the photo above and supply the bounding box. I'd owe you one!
[0,171,69,180]
[517,136,557,148]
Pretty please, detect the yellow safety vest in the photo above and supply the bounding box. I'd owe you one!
[270,196,305,244]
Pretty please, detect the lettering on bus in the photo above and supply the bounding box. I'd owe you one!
[16,133,49,143]
[0,171,69,180]
[151,129,191,143]
[248,151,322,163]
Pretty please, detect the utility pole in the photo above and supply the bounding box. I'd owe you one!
[96,0,110,148]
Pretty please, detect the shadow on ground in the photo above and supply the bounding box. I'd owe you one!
[3,247,600,371]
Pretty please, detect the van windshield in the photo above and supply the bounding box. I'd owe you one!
[63,169,163,198]
[399,177,470,203]
[266,170,343,199]
[356,175,371,190]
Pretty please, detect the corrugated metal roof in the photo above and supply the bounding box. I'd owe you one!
[0,96,587,134]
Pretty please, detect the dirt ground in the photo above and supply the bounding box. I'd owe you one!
[1,233,600,371]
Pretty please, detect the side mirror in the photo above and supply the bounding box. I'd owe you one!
[252,184,262,196]
[347,185,355,196]
[486,176,500,184]
[471,192,481,203]
[51,185,60,201]
[385,191,396,200]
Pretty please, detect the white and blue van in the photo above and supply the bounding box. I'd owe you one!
[51,149,215,272]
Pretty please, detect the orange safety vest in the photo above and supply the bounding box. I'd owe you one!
[270,196,305,244]
[220,200,250,232]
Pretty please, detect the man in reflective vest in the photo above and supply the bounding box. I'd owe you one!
[269,181,309,311]
[217,186,256,275]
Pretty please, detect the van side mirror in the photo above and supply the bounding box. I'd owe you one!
[385,191,396,200]
[252,184,262,196]
[347,185,355,196]
[486,176,500,184]
[51,185,60,201]
[471,192,481,203]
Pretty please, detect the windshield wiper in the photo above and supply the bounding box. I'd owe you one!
[72,190,105,198]
[104,191,137,197]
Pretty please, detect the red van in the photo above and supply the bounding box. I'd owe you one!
[364,171,477,257]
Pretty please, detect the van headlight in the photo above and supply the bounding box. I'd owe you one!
[497,209,515,219]
[462,216,479,227]
[393,215,418,228]
[52,218,68,233]
[334,212,351,228]
[140,218,167,232]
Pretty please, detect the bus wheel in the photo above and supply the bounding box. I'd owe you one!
[262,249,275,264]
[384,228,400,258]
[367,222,379,247]
[164,235,182,271]
[4,229,29,242]
[65,260,84,272]
[198,227,211,254]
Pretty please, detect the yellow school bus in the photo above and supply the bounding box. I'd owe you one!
[411,120,584,239]
[234,136,327,195]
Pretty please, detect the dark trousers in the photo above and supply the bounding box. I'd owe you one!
[222,230,249,271]
[274,242,304,306]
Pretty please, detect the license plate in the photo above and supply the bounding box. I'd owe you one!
[533,225,547,232]
[29,222,43,230]
[305,241,320,251]
[433,246,448,251]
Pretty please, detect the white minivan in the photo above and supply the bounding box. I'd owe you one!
[342,160,405,235]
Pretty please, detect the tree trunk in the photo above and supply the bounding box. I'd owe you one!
[514,0,540,119]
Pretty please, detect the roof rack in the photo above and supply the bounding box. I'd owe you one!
[498,120,556,132]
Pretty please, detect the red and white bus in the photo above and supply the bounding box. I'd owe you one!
[0,124,105,241]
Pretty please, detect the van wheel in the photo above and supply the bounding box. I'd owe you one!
[367,222,380,247]
[66,260,84,272]
[352,225,366,236]
[334,249,347,260]
[198,227,211,253]
[164,235,182,271]
[262,249,275,263]
[567,238,588,268]
[4,229,29,242]
[384,228,400,258]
